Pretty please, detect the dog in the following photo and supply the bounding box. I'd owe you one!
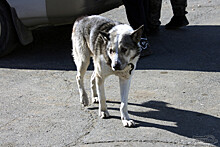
[72,15,144,127]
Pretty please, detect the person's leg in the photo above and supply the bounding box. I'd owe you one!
[165,0,189,29]
[123,0,152,57]
[171,0,187,16]
[148,0,162,33]
[122,0,147,31]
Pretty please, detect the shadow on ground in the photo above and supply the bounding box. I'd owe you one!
[96,100,220,146]
[0,25,219,72]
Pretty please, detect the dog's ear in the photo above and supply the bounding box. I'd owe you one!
[100,31,110,41]
[131,25,144,43]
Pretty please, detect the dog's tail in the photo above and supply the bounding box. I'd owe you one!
[71,16,90,62]
[72,16,87,35]
[72,16,87,56]
[75,15,87,22]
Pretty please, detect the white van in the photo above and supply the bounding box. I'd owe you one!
[0,0,122,56]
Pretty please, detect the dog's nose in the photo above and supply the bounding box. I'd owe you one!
[113,63,121,70]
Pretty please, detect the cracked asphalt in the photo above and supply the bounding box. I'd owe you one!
[0,0,220,146]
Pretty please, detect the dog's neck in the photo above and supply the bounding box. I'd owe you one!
[103,47,112,66]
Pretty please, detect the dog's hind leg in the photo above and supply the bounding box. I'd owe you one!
[73,40,90,106]
[119,77,135,127]
[91,71,98,103]
[75,58,90,106]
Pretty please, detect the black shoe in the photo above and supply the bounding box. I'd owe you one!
[139,38,152,57]
[165,15,189,29]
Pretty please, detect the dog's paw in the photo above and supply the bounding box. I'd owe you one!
[122,120,135,127]
[81,100,89,107]
[92,97,99,103]
[80,96,89,107]
[99,111,110,119]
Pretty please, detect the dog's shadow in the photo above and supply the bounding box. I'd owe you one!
[0,25,219,72]
[89,100,220,146]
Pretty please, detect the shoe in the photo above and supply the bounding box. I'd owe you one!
[139,38,152,57]
[165,15,189,29]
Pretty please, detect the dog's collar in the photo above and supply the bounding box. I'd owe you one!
[128,63,134,74]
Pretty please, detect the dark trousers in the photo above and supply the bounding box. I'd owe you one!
[170,0,187,16]
[122,0,150,34]
[149,0,187,21]
[148,0,187,26]
[123,0,187,31]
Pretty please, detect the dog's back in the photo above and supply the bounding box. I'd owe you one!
[72,15,120,58]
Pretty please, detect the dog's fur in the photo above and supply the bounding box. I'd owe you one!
[72,15,144,127]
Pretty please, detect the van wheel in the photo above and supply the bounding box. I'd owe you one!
[0,1,18,57]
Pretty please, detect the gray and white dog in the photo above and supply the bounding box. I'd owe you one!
[72,15,144,127]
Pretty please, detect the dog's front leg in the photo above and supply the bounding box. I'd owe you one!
[96,76,110,118]
[119,77,135,127]
[91,71,98,103]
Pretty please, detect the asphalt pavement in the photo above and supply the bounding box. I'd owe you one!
[0,0,220,146]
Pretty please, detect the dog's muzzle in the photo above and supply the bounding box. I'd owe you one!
[112,63,121,71]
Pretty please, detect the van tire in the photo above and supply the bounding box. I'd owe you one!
[0,1,19,57]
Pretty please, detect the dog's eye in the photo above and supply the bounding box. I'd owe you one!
[121,47,127,53]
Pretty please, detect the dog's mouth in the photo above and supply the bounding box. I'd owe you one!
[112,63,127,71]
[112,63,134,74]
[112,64,122,71]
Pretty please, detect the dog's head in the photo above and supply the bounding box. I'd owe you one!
[100,24,144,71]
